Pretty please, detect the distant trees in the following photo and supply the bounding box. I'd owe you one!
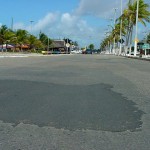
[39,32,52,47]
[0,25,82,52]
[0,25,54,52]
[15,29,28,51]
[88,44,94,50]
[0,25,8,51]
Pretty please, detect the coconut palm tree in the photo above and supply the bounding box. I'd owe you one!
[39,32,53,51]
[4,29,16,52]
[120,0,150,54]
[15,29,28,51]
[28,35,37,50]
[27,34,44,52]
[0,25,8,52]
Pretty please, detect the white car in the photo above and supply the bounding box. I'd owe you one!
[70,50,82,54]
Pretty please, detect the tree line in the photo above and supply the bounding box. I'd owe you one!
[0,25,79,52]
[0,25,53,52]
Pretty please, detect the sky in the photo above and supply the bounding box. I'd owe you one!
[0,0,150,48]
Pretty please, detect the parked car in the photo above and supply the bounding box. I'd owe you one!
[71,50,82,54]
[130,51,140,55]
[42,51,52,55]
[0,48,7,52]
[82,49,92,54]
[92,49,100,54]
[52,49,61,54]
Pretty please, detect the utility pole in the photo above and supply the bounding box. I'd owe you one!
[134,0,139,56]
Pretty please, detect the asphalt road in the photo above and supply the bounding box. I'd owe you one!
[0,54,150,150]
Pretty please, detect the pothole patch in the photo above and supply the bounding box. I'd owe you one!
[0,80,144,132]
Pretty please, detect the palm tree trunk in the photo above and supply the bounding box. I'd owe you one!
[125,19,131,47]
[129,25,133,55]
[6,41,8,52]
[2,41,4,52]
[125,20,131,55]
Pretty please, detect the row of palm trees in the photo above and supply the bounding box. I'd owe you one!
[100,0,150,54]
[0,25,53,52]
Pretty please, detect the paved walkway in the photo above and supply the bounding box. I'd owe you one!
[126,55,150,61]
[0,52,68,58]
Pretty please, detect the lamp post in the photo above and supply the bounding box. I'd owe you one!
[108,18,113,54]
[113,8,117,55]
[30,20,34,34]
[107,25,113,54]
[105,31,111,53]
[134,0,139,56]
[119,0,123,55]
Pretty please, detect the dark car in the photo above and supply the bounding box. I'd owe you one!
[92,49,100,54]
[52,49,61,54]
[82,49,92,54]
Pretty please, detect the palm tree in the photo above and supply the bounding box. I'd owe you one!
[88,44,94,50]
[15,29,28,51]
[27,34,44,52]
[0,25,8,52]
[28,35,37,50]
[120,0,150,54]
[39,32,52,50]
[4,29,16,52]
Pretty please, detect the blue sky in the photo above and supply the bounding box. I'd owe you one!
[0,0,150,48]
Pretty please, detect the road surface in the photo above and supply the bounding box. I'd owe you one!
[0,54,150,150]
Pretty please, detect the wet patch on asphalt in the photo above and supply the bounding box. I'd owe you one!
[0,80,144,132]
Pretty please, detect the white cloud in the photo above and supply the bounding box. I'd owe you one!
[55,13,99,47]
[75,0,128,18]
[76,0,116,18]
[57,13,94,36]
[14,12,59,33]
[32,12,59,32]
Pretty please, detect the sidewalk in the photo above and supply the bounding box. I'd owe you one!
[0,52,70,58]
[126,55,150,61]
[0,52,44,58]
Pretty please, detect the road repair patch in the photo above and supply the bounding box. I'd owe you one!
[0,80,144,132]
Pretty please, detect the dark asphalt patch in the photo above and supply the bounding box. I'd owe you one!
[0,80,144,132]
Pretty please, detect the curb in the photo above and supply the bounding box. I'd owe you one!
[126,56,150,62]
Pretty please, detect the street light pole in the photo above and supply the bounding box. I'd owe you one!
[109,18,113,54]
[119,0,123,55]
[113,8,117,55]
[30,20,34,34]
[134,0,139,56]
[105,31,111,53]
